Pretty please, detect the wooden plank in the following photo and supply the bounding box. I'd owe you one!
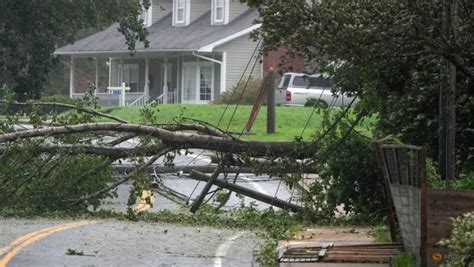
[425,188,474,255]
[396,148,409,185]
[420,146,428,267]
[383,148,398,184]
[375,143,399,242]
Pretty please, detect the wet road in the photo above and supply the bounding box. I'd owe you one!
[0,139,297,266]
[0,219,261,267]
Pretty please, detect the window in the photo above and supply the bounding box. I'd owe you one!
[293,76,310,88]
[175,0,185,24]
[310,76,333,88]
[182,62,214,103]
[199,66,212,101]
[293,75,333,88]
[139,0,153,27]
[122,64,140,92]
[212,0,229,24]
[214,0,224,22]
[278,74,291,89]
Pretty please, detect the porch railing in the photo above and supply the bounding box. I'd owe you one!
[128,94,150,106]
[71,92,145,107]
[150,91,178,104]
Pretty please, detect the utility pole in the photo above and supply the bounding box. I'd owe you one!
[439,0,457,180]
[267,71,276,134]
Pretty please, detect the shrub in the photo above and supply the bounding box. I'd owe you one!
[439,212,474,267]
[216,77,263,105]
[428,160,474,190]
[305,109,384,220]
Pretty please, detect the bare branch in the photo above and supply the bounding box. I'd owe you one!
[2,101,129,124]
[161,124,230,138]
[189,170,304,212]
[0,123,318,158]
[106,133,137,146]
[0,144,168,158]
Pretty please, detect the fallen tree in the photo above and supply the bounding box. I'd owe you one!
[0,122,317,158]
[0,101,317,213]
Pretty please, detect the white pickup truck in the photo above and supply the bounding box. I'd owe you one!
[275,72,359,107]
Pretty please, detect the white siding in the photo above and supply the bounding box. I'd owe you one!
[190,0,211,23]
[215,34,262,91]
[229,0,249,22]
[152,0,173,23]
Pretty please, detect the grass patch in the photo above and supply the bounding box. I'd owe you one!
[391,252,418,267]
[105,104,375,141]
[371,224,391,242]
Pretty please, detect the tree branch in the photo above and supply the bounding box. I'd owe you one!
[0,123,318,158]
[2,101,129,124]
[67,153,164,207]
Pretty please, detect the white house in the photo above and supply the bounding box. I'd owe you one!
[54,0,264,106]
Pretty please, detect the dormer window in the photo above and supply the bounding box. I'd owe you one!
[212,0,229,25]
[139,0,153,27]
[215,0,224,22]
[176,0,185,22]
[173,0,189,26]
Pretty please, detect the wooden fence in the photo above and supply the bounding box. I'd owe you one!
[376,143,474,267]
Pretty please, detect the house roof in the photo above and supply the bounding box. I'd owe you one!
[55,8,260,55]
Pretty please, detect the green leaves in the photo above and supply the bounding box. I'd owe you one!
[245,0,474,174]
[438,212,474,267]
[1,0,149,100]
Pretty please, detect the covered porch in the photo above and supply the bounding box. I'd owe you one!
[67,52,226,106]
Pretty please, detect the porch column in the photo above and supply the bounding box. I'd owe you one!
[108,58,112,87]
[120,57,124,84]
[94,57,99,95]
[69,56,75,98]
[163,57,169,104]
[177,56,181,103]
[144,57,150,98]
[221,52,227,93]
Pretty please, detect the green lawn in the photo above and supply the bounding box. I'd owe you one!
[106,104,374,141]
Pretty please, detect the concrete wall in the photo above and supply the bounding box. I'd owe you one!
[215,34,262,91]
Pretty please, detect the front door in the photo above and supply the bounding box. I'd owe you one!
[182,62,213,104]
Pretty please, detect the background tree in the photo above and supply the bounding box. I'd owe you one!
[0,0,150,101]
[245,0,474,175]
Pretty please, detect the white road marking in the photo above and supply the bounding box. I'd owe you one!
[213,231,246,267]
[240,175,268,195]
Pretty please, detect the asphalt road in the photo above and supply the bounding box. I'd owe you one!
[0,137,296,266]
[0,219,261,267]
